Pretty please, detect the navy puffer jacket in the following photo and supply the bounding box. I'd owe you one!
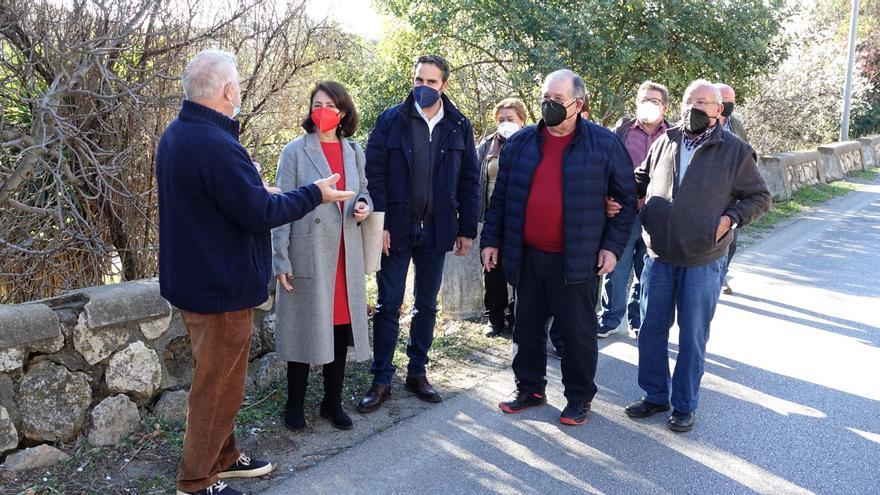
[480,118,637,286]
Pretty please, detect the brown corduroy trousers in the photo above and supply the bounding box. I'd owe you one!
[176,308,252,492]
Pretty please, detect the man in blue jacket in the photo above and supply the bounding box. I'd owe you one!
[481,69,637,426]
[359,55,480,412]
[157,50,353,495]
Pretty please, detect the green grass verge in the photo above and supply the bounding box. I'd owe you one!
[742,168,877,236]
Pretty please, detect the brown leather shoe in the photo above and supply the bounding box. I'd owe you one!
[357,383,391,413]
[405,376,442,403]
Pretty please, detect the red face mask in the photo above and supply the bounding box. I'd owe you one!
[311,107,341,132]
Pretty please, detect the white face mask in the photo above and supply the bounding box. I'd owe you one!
[636,101,662,124]
[497,121,520,139]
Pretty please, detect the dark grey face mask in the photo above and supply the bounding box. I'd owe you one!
[722,101,735,117]
[683,107,711,134]
[541,99,575,127]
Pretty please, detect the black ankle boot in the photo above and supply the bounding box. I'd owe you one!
[320,398,352,430]
[285,362,309,431]
[284,399,306,431]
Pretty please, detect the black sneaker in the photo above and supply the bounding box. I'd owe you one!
[597,326,619,338]
[499,391,546,414]
[177,481,242,495]
[560,401,591,426]
[217,453,274,479]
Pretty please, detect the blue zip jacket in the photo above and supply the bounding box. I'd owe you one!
[365,92,480,251]
[480,118,637,286]
[157,101,322,313]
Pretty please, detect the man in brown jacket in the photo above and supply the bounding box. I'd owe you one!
[623,79,771,432]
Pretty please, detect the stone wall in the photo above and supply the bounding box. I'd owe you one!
[859,135,880,170]
[757,135,879,201]
[0,280,277,463]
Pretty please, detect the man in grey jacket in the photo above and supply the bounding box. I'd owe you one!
[624,79,771,432]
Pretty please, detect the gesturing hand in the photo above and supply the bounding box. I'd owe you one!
[277,273,293,293]
[314,173,355,204]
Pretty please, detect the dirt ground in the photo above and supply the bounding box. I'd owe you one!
[0,318,512,495]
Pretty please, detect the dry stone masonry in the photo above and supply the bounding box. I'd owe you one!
[0,279,277,471]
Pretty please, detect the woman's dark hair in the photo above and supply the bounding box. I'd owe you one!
[301,81,358,137]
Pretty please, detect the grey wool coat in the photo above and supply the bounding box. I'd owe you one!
[271,132,372,365]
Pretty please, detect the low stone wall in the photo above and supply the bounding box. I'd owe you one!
[757,135,878,201]
[818,141,863,181]
[859,135,880,170]
[0,280,278,463]
[757,151,821,201]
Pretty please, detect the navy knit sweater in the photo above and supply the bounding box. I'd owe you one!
[157,101,322,313]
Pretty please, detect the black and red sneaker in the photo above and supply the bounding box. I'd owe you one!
[499,391,546,414]
[559,401,591,426]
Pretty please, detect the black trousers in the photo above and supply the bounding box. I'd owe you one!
[512,247,599,402]
[483,257,515,329]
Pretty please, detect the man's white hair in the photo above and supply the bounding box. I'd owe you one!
[542,69,587,101]
[182,50,238,101]
[682,79,721,104]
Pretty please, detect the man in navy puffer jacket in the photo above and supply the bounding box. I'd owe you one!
[481,69,636,427]
[157,50,352,495]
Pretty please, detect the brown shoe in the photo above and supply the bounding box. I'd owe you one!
[405,376,442,403]
[357,383,391,413]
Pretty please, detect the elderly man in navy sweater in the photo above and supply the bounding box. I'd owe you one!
[481,69,636,426]
[157,50,353,495]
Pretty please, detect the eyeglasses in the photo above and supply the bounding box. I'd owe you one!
[638,97,663,106]
[542,96,577,107]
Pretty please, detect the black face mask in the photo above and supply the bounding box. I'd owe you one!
[721,101,735,118]
[683,107,711,134]
[541,99,574,127]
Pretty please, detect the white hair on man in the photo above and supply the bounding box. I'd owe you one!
[682,79,722,104]
[542,69,587,101]
[182,50,238,102]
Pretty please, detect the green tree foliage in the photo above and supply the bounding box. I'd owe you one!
[373,0,789,126]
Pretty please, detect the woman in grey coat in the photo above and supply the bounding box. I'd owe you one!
[272,81,372,431]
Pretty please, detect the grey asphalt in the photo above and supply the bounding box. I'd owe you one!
[266,181,880,495]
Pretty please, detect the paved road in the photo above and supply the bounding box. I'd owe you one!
[267,181,880,495]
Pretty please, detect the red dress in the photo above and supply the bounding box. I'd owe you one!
[320,141,351,326]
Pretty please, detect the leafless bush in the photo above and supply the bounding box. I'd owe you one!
[0,0,349,303]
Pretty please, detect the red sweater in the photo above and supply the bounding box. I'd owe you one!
[524,128,574,253]
[321,142,352,326]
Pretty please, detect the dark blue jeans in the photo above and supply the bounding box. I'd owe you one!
[513,247,600,403]
[370,223,447,385]
[598,217,647,330]
[721,229,738,281]
[637,256,725,413]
